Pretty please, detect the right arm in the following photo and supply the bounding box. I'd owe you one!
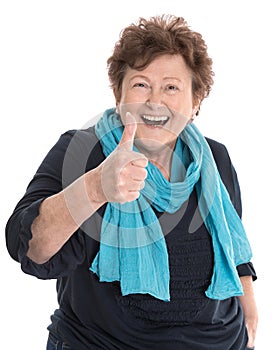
[27,166,105,264]
[7,119,147,269]
[28,118,146,264]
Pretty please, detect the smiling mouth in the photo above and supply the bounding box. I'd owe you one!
[140,114,170,127]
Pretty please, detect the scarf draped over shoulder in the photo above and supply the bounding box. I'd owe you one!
[90,108,252,301]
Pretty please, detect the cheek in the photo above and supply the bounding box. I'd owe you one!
[119,87,144,105]
[167,95,194,116]
[170,113,191,135]
[119,103,140,118]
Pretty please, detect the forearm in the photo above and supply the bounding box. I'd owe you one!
[26,122,148,264]
[238,276,258,347]
[27,167,105,264]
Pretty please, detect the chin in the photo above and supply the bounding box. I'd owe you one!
[135,132,177,154]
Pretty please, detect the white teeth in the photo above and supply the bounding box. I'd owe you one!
[142,115,169,121]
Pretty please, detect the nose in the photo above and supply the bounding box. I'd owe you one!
[146,86,163,106]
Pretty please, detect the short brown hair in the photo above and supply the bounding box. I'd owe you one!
[107,14,214,106]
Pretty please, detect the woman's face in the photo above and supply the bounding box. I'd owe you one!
[116,54,199,152]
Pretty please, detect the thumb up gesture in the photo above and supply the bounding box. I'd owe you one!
[98,112,148,204]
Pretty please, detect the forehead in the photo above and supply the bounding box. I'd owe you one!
[124,54,192,82]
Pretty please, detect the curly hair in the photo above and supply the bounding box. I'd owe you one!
[107,15,214,106]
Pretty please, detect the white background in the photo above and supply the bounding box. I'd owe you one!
[1,0,278,348]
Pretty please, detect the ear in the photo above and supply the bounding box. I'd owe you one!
[115,103,120,115]
[114,87,120,112]
[193,106,198,115]
[189,103,200,124]
[113,86,121,102]
[192,99,201,116]
[192,106,199,118]
[113,87,121,114]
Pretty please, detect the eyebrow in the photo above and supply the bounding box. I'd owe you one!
[129,75,183,83]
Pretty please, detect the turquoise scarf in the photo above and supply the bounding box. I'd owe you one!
[90,108,252,301]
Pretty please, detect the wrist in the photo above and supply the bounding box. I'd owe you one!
[85,166,107,205]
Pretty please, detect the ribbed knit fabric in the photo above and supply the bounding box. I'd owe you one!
[116,201,214,325]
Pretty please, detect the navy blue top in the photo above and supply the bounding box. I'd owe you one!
[5,127,256,350]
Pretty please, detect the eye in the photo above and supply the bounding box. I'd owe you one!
[133,82,148,88]
[166,84,179,93]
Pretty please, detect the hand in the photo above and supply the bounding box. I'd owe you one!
[238,276,258,349]
[97,112,148,203]
[246,318,257,348]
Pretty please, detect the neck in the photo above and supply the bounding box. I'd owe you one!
[135,140,176,181]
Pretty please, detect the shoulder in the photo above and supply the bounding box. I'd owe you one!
[205,137,230,160]
[205,136,232,170]
[205,137,233,175]
[40,126,100,167]
[205,136,242,216]
[58,125,104,166]
[60,126,98,145]
[56,126,101,155]
[36,126,104,185]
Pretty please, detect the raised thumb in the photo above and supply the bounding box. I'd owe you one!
[118,112,137,151]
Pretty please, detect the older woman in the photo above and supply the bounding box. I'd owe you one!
[6,15,258,349]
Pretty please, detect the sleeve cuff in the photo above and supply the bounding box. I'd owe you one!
[237,262,257,281]
[18,198,45,262]
[18,198,85,280]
